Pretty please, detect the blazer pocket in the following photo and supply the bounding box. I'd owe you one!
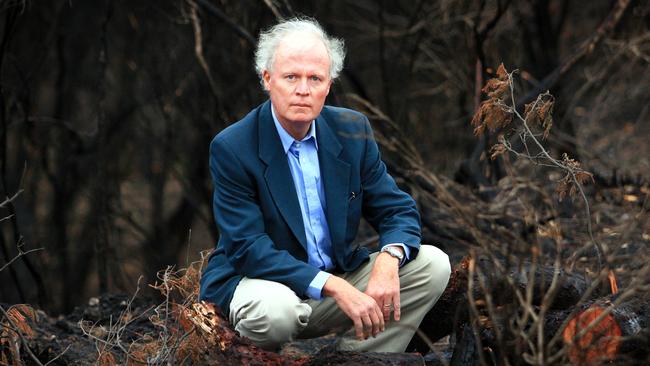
[348,191,358,201]
[348,185,363,202]
[347,187,363,217]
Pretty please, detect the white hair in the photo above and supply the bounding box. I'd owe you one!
[254,17,346,82]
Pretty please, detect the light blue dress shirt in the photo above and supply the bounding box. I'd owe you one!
[271,106,409,300]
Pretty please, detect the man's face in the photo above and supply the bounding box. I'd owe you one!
[263,33,332,136]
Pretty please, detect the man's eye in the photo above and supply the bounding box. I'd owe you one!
[310,76,321,81]
[286,75,296,80]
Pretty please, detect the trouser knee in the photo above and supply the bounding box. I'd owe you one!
[417,245,452,296]
[230,278,311,350]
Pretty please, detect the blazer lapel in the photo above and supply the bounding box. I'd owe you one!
[258,101,307,250]
[316,114,351,254]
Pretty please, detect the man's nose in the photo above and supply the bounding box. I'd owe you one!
[295,78,310,95]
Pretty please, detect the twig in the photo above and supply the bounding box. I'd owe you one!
[0,188,22,208]
[0,305,44,366]
[262,0,284,20]
[187,0,221,102]
[467,256,490,366]
[43,344,71,366]
[500,70,606,271]
[517,0,631,105]
[191,0,256,45]
[0,247,43,273]
[78,277,152,364]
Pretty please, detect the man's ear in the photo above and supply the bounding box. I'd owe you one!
[262,70,271,91]
[325,79,333,95]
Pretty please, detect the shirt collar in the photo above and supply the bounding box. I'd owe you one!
[271,104,318,154]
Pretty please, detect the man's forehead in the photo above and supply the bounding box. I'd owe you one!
[276,32,327,54]
[268,33,330,73]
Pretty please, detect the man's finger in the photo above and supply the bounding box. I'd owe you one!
[382,299,391,321]
[354,318,364,340]
[393,294,401,321]
[374,302,385,332]
[369,309,382,337]
[361,314,373,339]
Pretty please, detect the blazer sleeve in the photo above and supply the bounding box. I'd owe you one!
[358,116,422,258]
[209,136,320,297]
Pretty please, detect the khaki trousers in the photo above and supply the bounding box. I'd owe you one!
[228,245,451,352]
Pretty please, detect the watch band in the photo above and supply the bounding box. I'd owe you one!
[381,246,404,261]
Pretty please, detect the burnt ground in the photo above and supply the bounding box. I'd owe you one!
[1,177,649,365]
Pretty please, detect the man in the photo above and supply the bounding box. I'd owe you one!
[200,18,450,353]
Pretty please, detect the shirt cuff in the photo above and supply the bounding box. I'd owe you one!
[383,243,410,267]
[306,271,332,300]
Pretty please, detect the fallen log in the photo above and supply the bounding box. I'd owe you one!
[408,256,595,353]
[425,296,650,366]
[0,297,426,365]
[409,274,648,365]
[547,294,650,365]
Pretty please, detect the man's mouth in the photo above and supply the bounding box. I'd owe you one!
[292,104,311,108]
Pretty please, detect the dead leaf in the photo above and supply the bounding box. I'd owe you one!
[472,100,513,136]
[524,95,555,139]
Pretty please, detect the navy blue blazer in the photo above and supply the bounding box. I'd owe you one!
[199,100,421,314]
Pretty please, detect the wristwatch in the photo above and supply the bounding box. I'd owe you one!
[381,246,404,262]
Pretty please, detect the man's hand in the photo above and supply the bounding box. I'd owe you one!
[365,250,401,322]
[323,275,385,340]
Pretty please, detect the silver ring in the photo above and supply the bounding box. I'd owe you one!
[383,304,392,308]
